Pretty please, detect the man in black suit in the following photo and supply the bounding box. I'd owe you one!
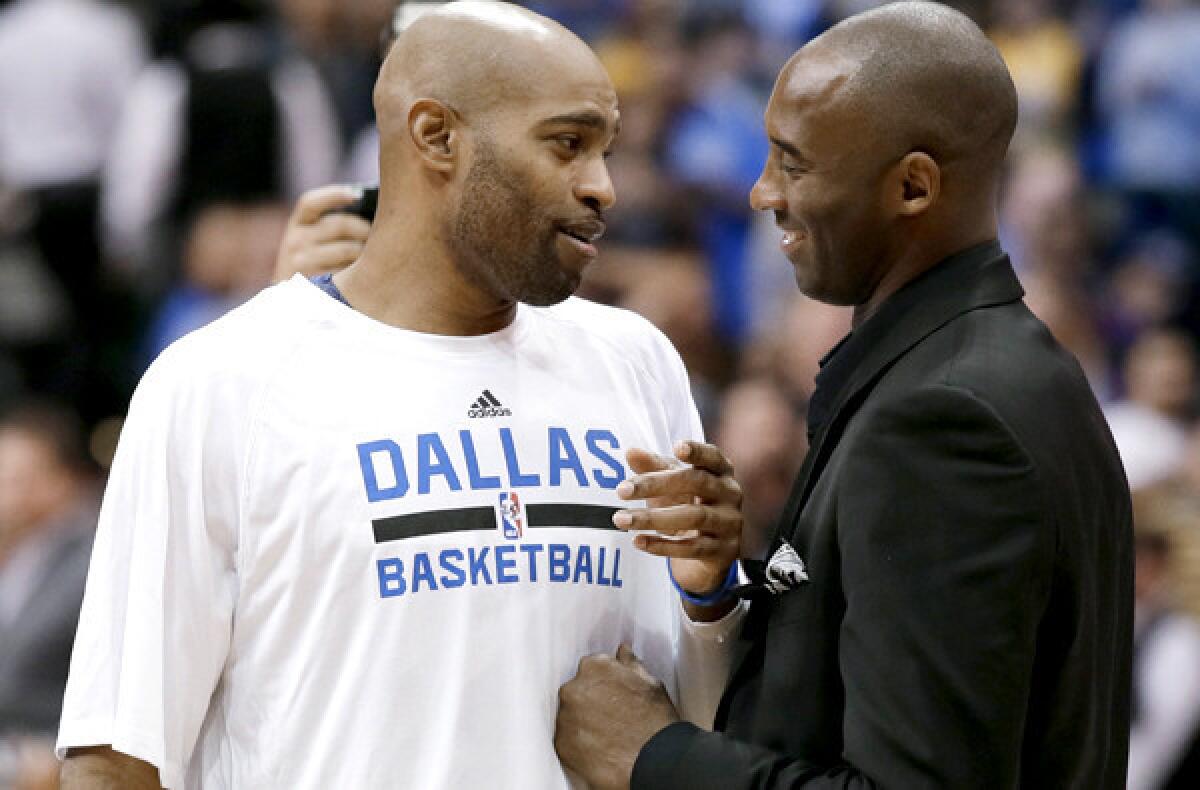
[554,2,1133,787]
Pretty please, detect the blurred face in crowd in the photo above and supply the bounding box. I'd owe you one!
[1126,330,1197,420]
[0,426,74,539]
[277,0,340,52]
[749,47,894,308]
[714,378,803,558]
[445,47,618,306]
[1134,534,1170,603]
[185,202,289,295]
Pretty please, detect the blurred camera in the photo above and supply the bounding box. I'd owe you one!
[343,186,379,222]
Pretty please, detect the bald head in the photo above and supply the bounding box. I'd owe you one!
[375,1,606,137]
[789,1,1017,177]
[751,2,1018,318]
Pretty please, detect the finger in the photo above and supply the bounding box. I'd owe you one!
[632,533,726,559]
[619,466,740,504]
[579,649,619,673]
[619,502,739,535]
[310,211,372,243]
[625,446,677,475]
[674,440,735,477]
[293,184,364,224]
[302,258,360,278]
[277,241,365,280]
[616,643,637,664]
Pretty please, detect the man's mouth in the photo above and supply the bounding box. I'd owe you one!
[557,219,606,245]
[556,218,607,259]
[779,227,806,254]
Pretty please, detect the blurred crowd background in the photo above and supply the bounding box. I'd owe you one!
[2,0,1199,787]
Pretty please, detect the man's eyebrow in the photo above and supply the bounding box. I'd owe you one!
[770,136,810,163]
[540,111,612,131]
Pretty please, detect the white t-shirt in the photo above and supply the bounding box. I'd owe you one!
[58,276,741,789]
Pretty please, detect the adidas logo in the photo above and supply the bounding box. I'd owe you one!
[467,389,512,418]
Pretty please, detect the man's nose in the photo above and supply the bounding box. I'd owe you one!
[749,167,784,212]
[576,157,616,212]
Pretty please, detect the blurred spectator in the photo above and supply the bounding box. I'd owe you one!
[0,349,24,416]
[0,185,64,403]
[742,0,828,76]
[142,198,289,362]
[1099,230,1195,361]
[1106,329,1197,489]
[607,248,729,424]
[1128,527,1200,789]
[591,3,694,248]
[741,212,813,343]
[0,0,147,419]
[1125,329,1197,421]
[102,0,340,284]
[742,292,853,410]
[0,402,98,787]
[1022,269,1111,396]
[664,10,767,344]
[1094,0,1200,245]
[594,0,687,103]
[713,377,804,559]
[1000,144,1091,283]
[1135,424,1200,617]
[597,95,693,248]
[998,143,1117,391]
[0,0,144,167]
[988,0,1084,141]
[0,0,145,244]
[527,0,625,42]
[277,0,389,149]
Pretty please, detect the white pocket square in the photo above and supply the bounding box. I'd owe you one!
[765,540,809,594]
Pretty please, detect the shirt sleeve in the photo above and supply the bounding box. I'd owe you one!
[56,337,247,790]
[643,319,744,727]
[675,596,748,727]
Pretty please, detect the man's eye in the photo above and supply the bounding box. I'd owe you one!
[555,135,582,152]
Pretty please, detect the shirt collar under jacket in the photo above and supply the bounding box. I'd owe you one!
[805,239,1004,443]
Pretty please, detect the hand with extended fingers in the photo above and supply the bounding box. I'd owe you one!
[613,440,743,620]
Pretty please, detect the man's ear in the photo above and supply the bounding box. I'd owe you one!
[408,98,458,173]
[890,150,940,218]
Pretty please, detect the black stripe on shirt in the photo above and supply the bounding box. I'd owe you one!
[372,503,620,543]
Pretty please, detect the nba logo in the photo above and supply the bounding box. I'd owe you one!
[497,491,524,539]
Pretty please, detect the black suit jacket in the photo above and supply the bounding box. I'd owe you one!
[634,243,1133,788]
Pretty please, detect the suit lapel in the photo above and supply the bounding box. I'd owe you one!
[771,243,1024,548]
[719,244,1025,731]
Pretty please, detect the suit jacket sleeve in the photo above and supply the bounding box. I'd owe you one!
[633,384,1056,789]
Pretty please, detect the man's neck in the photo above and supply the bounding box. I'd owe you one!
[333,223,518,336]
[852,225,998,328]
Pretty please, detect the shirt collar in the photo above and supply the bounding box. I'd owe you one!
[805,240,1003,440]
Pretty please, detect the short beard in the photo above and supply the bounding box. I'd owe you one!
[448,139,578,307]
